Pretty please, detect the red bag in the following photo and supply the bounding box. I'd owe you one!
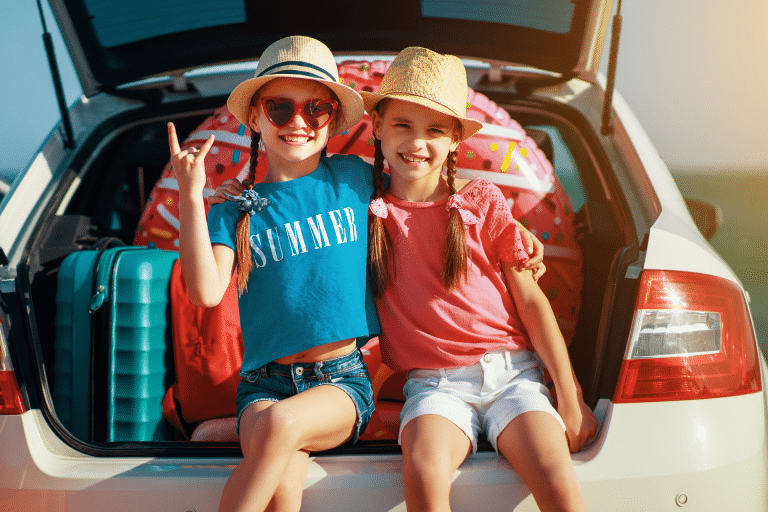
[162,261,244,438]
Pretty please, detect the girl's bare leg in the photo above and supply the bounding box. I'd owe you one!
[496,411,588,512]
[265,449,310,512]
[217,385,357,512]
[400,414,472,512]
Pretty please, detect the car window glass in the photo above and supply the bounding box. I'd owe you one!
[526,124,586,211]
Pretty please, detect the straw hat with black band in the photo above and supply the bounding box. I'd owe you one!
[227,35,363,137]
[360,47,483,141]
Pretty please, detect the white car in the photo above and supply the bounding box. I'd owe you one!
[1,1,766,511]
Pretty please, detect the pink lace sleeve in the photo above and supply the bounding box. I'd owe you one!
[464,180,530,265]
[498,222,530,265]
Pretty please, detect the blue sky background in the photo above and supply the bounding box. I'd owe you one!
[0,1,82,181]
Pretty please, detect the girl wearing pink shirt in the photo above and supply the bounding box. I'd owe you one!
[364,47,598,512]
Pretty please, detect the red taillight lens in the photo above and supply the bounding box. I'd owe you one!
[0,319,25,414]
[0,371,25,414]
[614,270,761,403]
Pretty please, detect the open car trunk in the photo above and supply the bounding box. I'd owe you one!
[20,60,640,455]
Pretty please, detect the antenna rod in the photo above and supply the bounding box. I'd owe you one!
[601,0,623,136]
[36,0,75,149]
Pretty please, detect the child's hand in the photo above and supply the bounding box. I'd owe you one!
[207,179,246,207]
[515,220,546,281]
[168,122,215,195]
[558,397,598,453]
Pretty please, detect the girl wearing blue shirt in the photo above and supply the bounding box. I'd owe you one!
[169,35,377,512]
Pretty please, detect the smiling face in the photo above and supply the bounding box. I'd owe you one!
[372,99,461,201]
[249,77,337,181]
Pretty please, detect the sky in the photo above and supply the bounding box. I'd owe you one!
[599,0,768,173]
[0,0,81,181]
[1,0,767,182]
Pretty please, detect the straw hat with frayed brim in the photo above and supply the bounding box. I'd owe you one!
[227,35,363,137]
[360,47,483,141]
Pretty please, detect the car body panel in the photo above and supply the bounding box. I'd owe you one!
[2,391,766,511]
[645,212,740,283]
[0,153,56,263]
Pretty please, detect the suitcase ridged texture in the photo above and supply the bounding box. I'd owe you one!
[54,247,178,441]
[54,251,96,441]
[108,252,177,441]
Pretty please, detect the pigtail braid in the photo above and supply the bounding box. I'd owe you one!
[235,131,261,294]
[368,137,393,298]
[443,149,469,290]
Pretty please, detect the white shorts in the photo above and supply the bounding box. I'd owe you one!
[399,347,565,454]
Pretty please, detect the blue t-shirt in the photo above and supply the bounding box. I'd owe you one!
[208,154,380,372]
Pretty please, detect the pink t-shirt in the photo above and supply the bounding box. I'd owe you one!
[375,179,531,372]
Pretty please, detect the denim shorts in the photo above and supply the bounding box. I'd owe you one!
[236,349,374,445]
[400,347,565,454]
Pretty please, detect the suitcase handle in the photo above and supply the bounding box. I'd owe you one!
[89,245,151,312]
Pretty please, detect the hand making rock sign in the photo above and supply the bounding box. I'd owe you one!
[168,122,216,197]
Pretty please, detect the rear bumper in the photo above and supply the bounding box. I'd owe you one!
[575,395,768,511]
[1,393,766,511]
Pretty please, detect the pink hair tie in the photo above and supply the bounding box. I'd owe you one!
[369,198,388,219]
[447,194,478,225]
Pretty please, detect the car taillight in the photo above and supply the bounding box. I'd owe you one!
[0,318,25,414]
[614,270,761,403]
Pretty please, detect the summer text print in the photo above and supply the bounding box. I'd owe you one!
[248,207,358,268]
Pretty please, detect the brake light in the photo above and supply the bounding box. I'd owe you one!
[0,319,25,414]
[614,270,761,403]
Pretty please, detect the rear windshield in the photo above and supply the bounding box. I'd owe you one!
[421,0,575,34]
[85,0,246,47]
[83,0,577,48]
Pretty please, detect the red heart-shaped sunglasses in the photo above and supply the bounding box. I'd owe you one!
[258,97,338,130]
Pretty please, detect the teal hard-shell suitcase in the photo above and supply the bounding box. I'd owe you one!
[54,246,178,441]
